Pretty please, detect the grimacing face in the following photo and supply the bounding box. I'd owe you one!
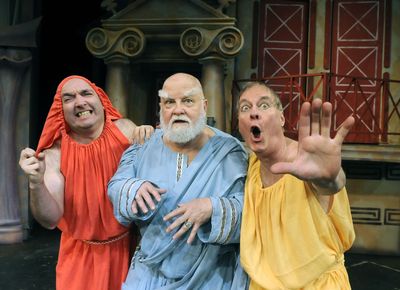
[61,78,105,133]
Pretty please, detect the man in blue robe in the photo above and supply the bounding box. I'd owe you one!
[108,73,249,290]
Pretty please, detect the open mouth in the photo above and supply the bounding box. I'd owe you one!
[173,120,188,124]
[251,126,261,138]
[171,118,190,126]
[76,110,92,118]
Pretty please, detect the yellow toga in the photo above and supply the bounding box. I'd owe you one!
[240,154,355,290]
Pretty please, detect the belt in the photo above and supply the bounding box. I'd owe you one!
[81,231,129,245]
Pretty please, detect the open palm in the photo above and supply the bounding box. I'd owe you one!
[271,99,355,183]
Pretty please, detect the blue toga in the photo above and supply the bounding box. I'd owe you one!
[108,127,249,290]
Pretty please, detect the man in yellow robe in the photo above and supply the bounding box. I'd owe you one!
[237,82,356,290]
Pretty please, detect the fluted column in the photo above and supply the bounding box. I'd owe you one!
[86,27,145,116]
[0,48,31,243]
[104,57,130,116]
[180,26,243,130]
[0,17,40,243]
[200,57,226,130]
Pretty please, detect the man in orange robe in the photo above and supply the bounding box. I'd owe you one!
[19,75,153,290]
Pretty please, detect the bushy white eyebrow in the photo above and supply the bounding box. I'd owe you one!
[158,89,169,99]
[183,87,202,97]
[158,87,202,99]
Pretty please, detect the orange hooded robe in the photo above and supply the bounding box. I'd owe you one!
[36,75,134,290]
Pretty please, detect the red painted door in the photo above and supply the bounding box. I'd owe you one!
[331,0,384,143]
[258,0,309,135]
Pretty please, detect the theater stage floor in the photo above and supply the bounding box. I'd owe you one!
[0,226,399,290]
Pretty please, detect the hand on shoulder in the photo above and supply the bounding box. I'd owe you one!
[115,118,154,144]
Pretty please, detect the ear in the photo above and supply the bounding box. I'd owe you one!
[280,112,285,127]
[203,99,208,112]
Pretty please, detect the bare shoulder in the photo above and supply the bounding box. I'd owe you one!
[114,118,137,141]
[43,141,61,170]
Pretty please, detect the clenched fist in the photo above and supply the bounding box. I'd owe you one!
[19,148,46,185]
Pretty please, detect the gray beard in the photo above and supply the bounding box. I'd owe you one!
[160,110,207,144]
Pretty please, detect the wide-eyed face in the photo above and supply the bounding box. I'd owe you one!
[238,84,285,153]
[159,75,207,144]
[61,78,105,134]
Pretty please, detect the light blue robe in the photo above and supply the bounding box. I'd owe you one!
[108,128,249,290]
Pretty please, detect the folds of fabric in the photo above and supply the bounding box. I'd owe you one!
[241,154,355,290]
[36,75,121,155]
[108,128,249,289]
[55,120,132,290]
[56,231,131,290]
[35,75,133,290]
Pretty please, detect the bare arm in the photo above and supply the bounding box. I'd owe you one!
[115,118,154,144]
[19,146,64,229]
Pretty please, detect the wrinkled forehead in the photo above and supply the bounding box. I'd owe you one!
[240,85,275,102]
[159,87,202,99]
[61,78,94,94]
[161,74,203,97]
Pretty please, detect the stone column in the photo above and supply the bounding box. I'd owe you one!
[86,27,145,116]
[0,18,40,243]
[0,49,31,243]
[104,57,130,116]
[180,26,244,131]
[200,57,226,130]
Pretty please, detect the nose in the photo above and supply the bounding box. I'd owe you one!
[172,101,185,115]
[74,94,87,107]
[250,107,260,120]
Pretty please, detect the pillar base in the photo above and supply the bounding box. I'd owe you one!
[0,220,23,244]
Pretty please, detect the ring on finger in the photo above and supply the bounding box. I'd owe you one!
[183,221,193,229]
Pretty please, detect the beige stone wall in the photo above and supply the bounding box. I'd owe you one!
[347,179,400,255]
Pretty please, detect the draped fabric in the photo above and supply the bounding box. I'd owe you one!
[108,128,249,290]
[241,154,355,290]
[36,75,121,154]
[35,75,133,290]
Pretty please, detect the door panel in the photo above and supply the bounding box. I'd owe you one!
[331,0,384,143]
[258,0,309,135]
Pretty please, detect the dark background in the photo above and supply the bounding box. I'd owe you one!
[31,0,108,148]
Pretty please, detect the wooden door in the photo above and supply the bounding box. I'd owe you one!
[258,0,309,135]
[330,0,384,143]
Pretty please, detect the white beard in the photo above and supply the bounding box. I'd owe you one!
[160,109,206,144]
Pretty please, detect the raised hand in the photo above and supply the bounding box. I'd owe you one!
[132,181,166,214]
[163,198,212,244]
[19,148,46,185]
[271,98,354,185]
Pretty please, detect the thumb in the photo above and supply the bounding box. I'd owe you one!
[37,152,45,160]
[270,162,294,175]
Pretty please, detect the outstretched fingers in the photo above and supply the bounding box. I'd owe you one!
[297,101,311,141]
[334,115,355,145]
[298,99,334,140]
[311,98,323,135]
[320,102,332,137]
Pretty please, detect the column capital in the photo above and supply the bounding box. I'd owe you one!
[180,26,244,59]
[104,55,130,65]
[0,48,32,66]
[198,55,227,64]
[86,27,145,60]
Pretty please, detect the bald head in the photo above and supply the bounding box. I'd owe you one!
[159,73,204,99]
[164,73,202,89]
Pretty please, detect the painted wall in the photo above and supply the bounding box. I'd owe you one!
[234,0,400,255]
